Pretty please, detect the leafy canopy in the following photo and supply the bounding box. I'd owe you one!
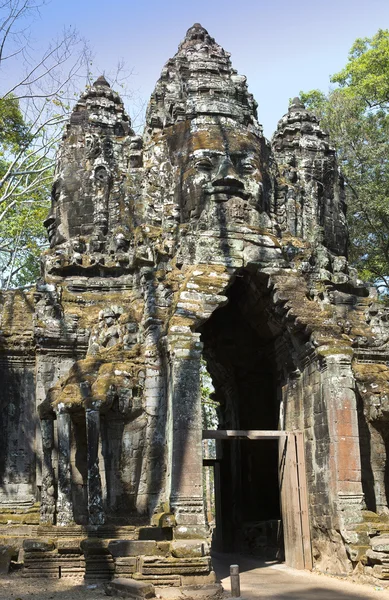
[300,29,389,294]
[0,94,50,287]
[332,29,389,109]
[0,95,30,151]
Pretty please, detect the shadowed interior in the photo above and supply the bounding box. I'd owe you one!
[199,270,285,556]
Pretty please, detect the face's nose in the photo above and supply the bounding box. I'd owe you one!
[212,157,244,189]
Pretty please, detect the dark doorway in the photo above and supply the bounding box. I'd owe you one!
[198,270,285,558]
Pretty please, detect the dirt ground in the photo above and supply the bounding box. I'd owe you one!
[0,576,106,600]
[1,555,389,600]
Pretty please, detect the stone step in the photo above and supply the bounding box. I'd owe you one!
[132,573,181,586]
[140,556,211,576]
[34,525,171,541]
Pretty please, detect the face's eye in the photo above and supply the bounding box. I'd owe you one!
[241,161,257,174]
[195,158,214,172]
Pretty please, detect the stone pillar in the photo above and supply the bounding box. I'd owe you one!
[56,407,73,525]
[168,333,206,527]
[139,316,166,517]
[322,355,365,525]
[86,407,105,525]
[40,418,56,524]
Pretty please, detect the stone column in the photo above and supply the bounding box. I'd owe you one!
[86,406,105,525]
[322,355,365,525]
[168,333,206,527]
[56,407,73,525]
[40,418,56,524]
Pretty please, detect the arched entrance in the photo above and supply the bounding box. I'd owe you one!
[198,270,312,568]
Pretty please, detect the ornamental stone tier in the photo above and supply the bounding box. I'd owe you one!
[1,23,389,587]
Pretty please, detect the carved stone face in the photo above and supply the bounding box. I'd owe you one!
[43,178,68,248]
[169,120,265,223]
[43,164,94,248]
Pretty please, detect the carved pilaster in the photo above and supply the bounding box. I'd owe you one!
[40,418,56,524]
[321,354,365,526]
[168,333,206,526]
[56,409,73,525]
[86,407,105,525]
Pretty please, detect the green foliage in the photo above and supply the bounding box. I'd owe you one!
[300,29,389,293]
[0,95,51,287]
[0,95,31,152]
[332,29,389,109]
[0,173,50,287]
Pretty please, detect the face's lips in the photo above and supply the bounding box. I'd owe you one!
[206,185,250,201]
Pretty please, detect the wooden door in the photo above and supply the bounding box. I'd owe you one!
[279,432,312,570]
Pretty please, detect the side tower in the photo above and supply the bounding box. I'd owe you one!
[272,97,347,255]
[43,75,141,273]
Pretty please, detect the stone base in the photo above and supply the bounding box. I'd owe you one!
[5,523,215,586]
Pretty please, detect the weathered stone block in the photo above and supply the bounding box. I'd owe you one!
[81,538,110,554]
[115,557,137,566]
[180,572,218,586]
[373,564,389,580]
[114,556,137,576]
[23,539,55,552]
[0,545,15,574]
[366,549,389,564]
[104,578,155,598]
[174,525,209,539]
[150,513,176,529]
[108,540,161,557]
[371,535,389,553]
[57,538,81,553]
[170,540,209,558]
[140,556,211,575]
[243,244,285,267]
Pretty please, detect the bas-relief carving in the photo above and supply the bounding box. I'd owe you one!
[3,23,389,583]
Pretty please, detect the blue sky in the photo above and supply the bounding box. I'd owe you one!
[22,0,389,137]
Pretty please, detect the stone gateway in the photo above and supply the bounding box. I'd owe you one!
[1,23,389,586]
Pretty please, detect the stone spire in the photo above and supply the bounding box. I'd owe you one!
[272,98,347,256]
[65,75,133,136]
[272,97,329,153]
[43,76,138,260]
[145,23,260,133]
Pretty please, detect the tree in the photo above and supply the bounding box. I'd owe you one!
[0,0,90,288]
[300,29,389,294]
[332,29,389,109]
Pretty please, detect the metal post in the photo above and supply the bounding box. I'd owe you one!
[230,564,240,598]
